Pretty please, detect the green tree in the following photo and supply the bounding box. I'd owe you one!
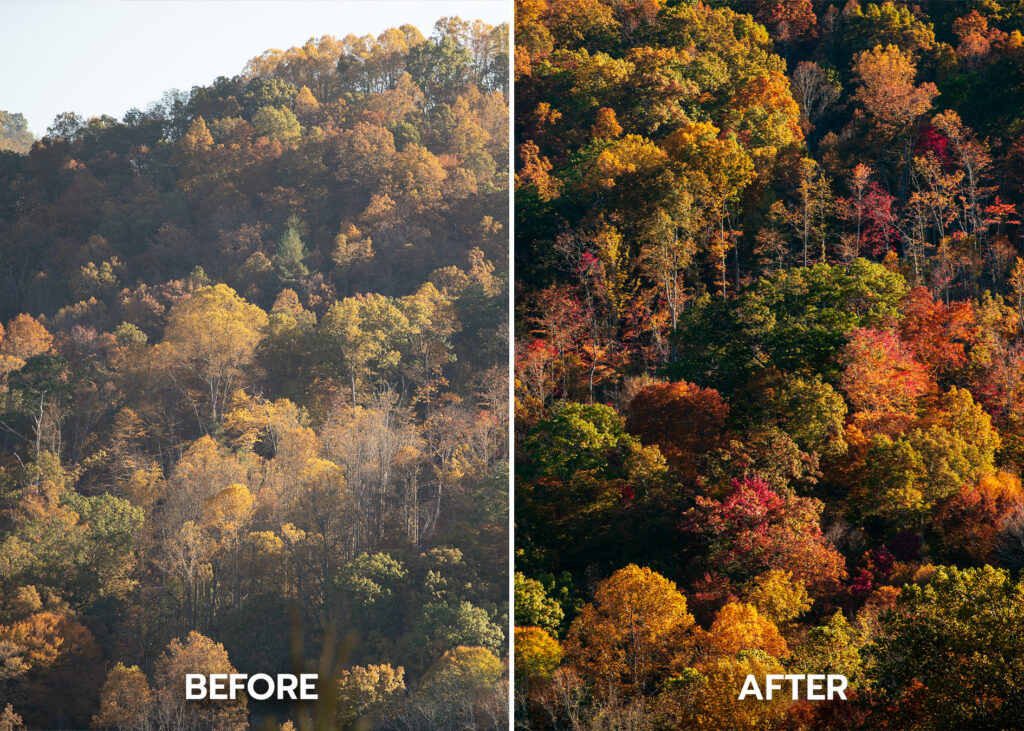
[870,566,1024,728]
[793,611,861,683]
[855,388,1000,528]
[276,217,310,284]
[412,600,505,659]
[514,572,564,635]
[251,105,301,142]
[765,374,848,458]
[670,259,909,393]
[0,111,33,154]
[406,36,471,107]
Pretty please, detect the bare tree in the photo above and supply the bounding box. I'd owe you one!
[790,61,840,132]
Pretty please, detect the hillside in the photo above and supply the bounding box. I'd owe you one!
[0,18,509,730]
[515,1,1024,728]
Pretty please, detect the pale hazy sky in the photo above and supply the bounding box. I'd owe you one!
[0,0,510,136]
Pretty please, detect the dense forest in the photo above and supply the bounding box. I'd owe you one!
[514,1,1024,728]
[0,17,509,731]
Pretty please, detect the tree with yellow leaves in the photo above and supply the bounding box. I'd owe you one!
[91,663,153,731]
[157,284,268,428]
[319,295,409,406]
[401,282,459,409]
[852,43,938,194]
[0,611,103,727]
[515,626,562,688]
[336,663,405,728]
[173,116,214,172]
[1010,257,1024,328]
[705,602,789,659]
[565,565,695,696]
[200,483,254,550]
[853,44,938,130]
[658,650,789,731]
[293,85,321,124]
[0,315,52,377]
[416,645,505,725]
[165,435,248,525]
[151,632,246,731]
[743,570,812,627]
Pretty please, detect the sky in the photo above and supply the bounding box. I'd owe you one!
[0,0,510,137]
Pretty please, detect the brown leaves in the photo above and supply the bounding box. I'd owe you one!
[625,380,728,480]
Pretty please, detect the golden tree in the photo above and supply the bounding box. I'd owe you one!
[336,663,406,727]
[706,602,789,659]
[515,626,563,687]
[157,284,268,427]
[152,632,247,731]
[90,663,153,731]
[565,564,695,695]
[658,650,789,731]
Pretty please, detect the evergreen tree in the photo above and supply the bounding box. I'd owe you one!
[276,217,309,283]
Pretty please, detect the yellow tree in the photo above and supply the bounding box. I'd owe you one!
[771,157,833,267]
[336,664,405,728]
[222,393,319,512]
[152,632,247,731]
[0,611,103,727]
[515,626,563,687]
[166,435,248,525]
[852,44,938,192]
[723,69,804,160]
[0,705,22,731]
[173,116,214,172]
[853,44,938,129]
[332,223,374,274]
[90,663,153,731]
[200,483,254,551]
[1010,257,1024,327]
[565,564,695,695]
[223,393,316,459]
[658,119,754,298]
[319,294,409,405]
[658,650,789,731]
[157,284,268,428]
[0,314,52,376]
[400,282,459,408]
[706,602,789,659]
[163,521,215,631]
[293,85,321,124]
[419,646,503,707]
[743,570,812,627]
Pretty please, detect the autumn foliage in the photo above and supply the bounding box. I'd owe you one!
[515,0,1024,728]
[0,16,508,730]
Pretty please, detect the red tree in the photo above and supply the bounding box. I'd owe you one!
[684,476,846,593]
[625,380,729,480]
[898,286,977,379]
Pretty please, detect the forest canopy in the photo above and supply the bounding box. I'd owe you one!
[0,17,508,731]
[515,1,1024,729]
